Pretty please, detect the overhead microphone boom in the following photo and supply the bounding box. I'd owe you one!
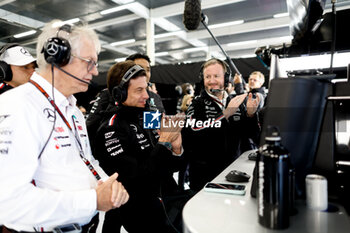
[183,0,202,30]
[200,14,241,76]
[183,0,242,76]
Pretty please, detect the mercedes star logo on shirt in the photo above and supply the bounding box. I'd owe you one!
[43,108,55,122]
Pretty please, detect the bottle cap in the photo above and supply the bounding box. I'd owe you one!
[265,125,281,141]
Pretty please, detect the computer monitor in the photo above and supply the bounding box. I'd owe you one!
[259,76,330,197]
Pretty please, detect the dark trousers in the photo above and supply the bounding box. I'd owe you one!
[102,198,173,233]
[82,213,99,233]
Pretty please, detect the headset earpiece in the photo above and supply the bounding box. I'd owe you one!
[42,37,71,66]
[0,43,20,82]
[198,58,232,89]
[0,61,13,82]
[112,85,127,103]
[42,24,72,67]
[112,64,145,103]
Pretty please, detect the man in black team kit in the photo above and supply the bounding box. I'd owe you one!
[182,58,261,192]
[86,53,164,151]
[94,61,184,233]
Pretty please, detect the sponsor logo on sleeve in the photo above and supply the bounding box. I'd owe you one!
[105,138,120,147]
[107,144,122,152]
[204,99,211,105]
[136,133,144,139]
[110,148,124,156]
[104,131,115,139]
[130,124,138,132]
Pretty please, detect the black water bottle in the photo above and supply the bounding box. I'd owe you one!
[257,126,290,229]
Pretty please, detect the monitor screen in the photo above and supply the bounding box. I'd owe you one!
[259,77,329,197]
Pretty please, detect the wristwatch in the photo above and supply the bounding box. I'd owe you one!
[158,141,173,151]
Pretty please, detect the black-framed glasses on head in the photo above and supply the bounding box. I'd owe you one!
[72,54,98,72]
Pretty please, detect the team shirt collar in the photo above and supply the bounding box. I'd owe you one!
[206,89,228,108]
[30,72,77,109]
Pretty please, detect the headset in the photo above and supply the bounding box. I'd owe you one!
[41,24,72,66]
[112,64,145,103]
[41,24,92,85]
[198,58,232,88]
[0,43,20,82]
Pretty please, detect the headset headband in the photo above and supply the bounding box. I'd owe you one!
[0,43,20,57]
[119,64,145,87]
[41,24,73,66]
[56,24,72,38]
[58,24,72,33]
[199,58,232,87]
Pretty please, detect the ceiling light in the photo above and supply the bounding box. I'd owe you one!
[188,40,207,47]
[13,30,36,38]
[115,57,127,62]
[63,18,80,25]
[100,4,130,15]
[0,0,16,7]
[155,31,185,39]
[155,52,168,57]
[227,40,257,47]
[183,47,208,53]
[208,20,244,29]
[170,52,184,60]
[239,54,256,58]
[101,2,149,18]
[154,18,180,32]
[110,39,136,47]
[183,60,193,64]
[273,12,289,18]
[52,18,80,28]
[112,0,134,4]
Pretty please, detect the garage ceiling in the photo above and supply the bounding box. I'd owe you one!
[1,0,350,73]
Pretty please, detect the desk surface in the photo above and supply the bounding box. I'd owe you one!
[182,150,350,233]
